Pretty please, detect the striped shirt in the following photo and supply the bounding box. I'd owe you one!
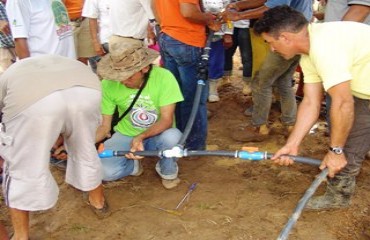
[0,2,14,48]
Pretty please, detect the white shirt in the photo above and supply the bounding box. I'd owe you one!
[82,0,112,44]
[6,0,76,58]
[109,0,154,39]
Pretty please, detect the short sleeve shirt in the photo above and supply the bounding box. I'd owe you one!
[301,22,370,99]
[101,66,184,136]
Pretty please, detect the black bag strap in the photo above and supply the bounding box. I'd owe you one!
[114,76,149,125]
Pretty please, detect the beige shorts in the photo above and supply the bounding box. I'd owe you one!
[1,87,102,211]
[71,18,95,58]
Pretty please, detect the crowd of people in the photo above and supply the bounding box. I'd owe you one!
[0,0,369,239]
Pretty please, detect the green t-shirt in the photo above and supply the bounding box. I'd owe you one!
[101,66,184,136]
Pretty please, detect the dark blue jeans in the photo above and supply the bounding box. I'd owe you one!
[159,33,208,150]
[224,27,252,79]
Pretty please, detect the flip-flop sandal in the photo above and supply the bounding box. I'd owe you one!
[82,192,111,219]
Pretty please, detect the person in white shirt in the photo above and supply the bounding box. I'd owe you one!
[82,0,112,56]
[6,0,75,59]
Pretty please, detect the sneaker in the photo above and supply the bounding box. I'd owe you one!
[131,160,144,176]
[242,83,252,95]
[162,178,181,189]
[231,125,270,142]
[208,94,220,102]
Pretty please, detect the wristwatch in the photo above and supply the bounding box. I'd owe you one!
[329,146,344,155]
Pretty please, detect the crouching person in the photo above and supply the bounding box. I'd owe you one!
[255,6,370,210]
[0,55,109,239]
[96,37,184,189]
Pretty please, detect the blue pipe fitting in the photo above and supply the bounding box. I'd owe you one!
[99,150,115,158]
[238,151,266,161]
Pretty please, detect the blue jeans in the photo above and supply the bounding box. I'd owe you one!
[159,33,208,150]
[224,27,252,79]
[251,52,298,126]
[100,128,182,181]
[209,39,225,80]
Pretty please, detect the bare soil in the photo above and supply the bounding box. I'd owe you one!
[1,60,370,240]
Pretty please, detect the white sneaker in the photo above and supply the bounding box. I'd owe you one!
[208,94,220,102]
[131,160,144,176]
[242,82,252,95]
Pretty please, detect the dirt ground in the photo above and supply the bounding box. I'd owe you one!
[1,58,370,240]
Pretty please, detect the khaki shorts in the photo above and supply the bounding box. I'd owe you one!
[1,87,102,211]
[71,18,96,58]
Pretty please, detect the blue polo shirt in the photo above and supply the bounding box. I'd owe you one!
[265,0,313,21]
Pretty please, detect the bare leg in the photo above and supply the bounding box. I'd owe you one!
[0,221,9,240]
[88,184,104,209]
[9,208,29,240]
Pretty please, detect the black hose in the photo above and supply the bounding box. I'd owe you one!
[277,168,329,240]
[265,153,321,166]
[177,30,214,147]
[177,82,205,147]
[186,150,237,157]
[114,150,160,157]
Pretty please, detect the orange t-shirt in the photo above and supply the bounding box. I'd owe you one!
[64,0,84,20]
[156,0,206,48]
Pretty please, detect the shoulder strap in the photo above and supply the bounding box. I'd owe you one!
[115,76,149,123]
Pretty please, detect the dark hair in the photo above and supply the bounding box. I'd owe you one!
[254,5,308,38]
[143,64,153,82]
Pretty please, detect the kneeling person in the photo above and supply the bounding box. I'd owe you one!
[96,38,184,189]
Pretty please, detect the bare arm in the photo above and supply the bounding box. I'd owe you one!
[14,38,30,59]
[318,81,354,177]
[180,2,214,24]
[272,82,323,162]
[127,104,176,159]
[221,4,269,21]
[89,18,105,56]
[133,104,175,143]
[326,81,354,149]
[180,3,221,31]
[96,114,113,143]
[0,20,11,35]
[342,4,370,22]
[230,0,266,11]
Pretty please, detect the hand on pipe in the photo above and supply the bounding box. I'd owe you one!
[320,151,347,178]
[271,144,299,166]
[126,136,144,160]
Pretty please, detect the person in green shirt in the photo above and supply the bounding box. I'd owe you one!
[96,37,184,189]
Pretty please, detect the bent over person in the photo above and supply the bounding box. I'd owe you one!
[96,38,184,189]
[254,6,370,210]
[0,55,109,239]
